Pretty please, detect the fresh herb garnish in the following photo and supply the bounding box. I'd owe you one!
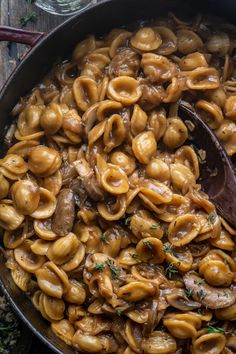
[150,222,160,230]
[115,309,122,316]
[93,263,105,272]
[165,263,178,278]
[207,325,225,334]
[143,239,153,250]
[129,253,142,264]
[0,323,16,331]
[100,233,109,243]
[106,259,121,279]
[163,243,175,255]
[20,12,38,27]
[197,289,206,300]
[207,212,217,225]
[185,289,194,298]
[125,217,131,225]
[194,279,204,285]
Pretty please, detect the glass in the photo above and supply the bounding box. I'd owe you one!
[35,0,97,15]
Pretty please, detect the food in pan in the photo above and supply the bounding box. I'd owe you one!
[1,12,236,354]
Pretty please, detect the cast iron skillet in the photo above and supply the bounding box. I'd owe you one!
[1,0,236,352]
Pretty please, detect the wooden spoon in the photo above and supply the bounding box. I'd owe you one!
[179,101,236,227]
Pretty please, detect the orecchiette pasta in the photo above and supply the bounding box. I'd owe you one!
[1,12,236,353]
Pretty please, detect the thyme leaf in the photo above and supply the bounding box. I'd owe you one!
[207,212,217,225]
[194,279,204,285]
[165,263,178,278]
[143,239,153,251]
[100,233,109,243]
[93,263,105,272]
[163,243,175,255]
[115,309,122,316]
[125,217,131,225]
[207,325,225,334]
[106,259,121,279]
[185,289,194,298]
[150,222,160,229]
[129,253,142,264]
[196,289,206,300]
[20,12,38,27]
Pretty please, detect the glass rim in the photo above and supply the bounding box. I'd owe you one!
[34,0,96,16]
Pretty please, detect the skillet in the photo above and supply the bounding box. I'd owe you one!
[0,0,236,352]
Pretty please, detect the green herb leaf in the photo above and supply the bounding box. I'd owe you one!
[207,325,225,334]
[197,289,206,300]
[129,253,142,264]
[125,217,131,225]
[0,324,16,331]
[163,243,175,255]
[115,309,122,316]
[165,263,178,278]
[207,212,217,225]
[185,289,194,298]
[194,279,204,285]
[20,12,38,27]
[93,263,105,272]
[100,233,109,243]
[150,222,160,230]
[106,259,121,279]
[143,239,153,251]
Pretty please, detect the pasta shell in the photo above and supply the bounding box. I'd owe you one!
[47,233,80,265]
[191,333,225,354]
[35,261,69,298]
[0,203,24,230]
[141,331,177,354]
[63,280,86,305]
[11,264,31,292]
[51,319,75,346]
[73,76,98,112]
[30,188,56,219]
[14,239,45,273]
[40,102,63,135]
[11,180,40,215]
[101,164,129,195]
[107,77,142,105]
[132,131,157,164]
[34,219,57,240]
[136,237,165,264]
[168,214,201,246]
[131,27,162,52]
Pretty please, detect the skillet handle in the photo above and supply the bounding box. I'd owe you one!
[0,26,45,47]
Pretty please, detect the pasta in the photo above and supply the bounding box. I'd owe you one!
[1,12,236,354]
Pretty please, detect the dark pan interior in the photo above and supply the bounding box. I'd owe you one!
[1,0,236,353]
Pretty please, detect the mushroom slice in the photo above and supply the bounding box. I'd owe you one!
[73,158,104,201]
[165,288,201,311]
[183,271,236,309]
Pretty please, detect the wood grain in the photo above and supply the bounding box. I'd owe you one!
[0,0,67,89]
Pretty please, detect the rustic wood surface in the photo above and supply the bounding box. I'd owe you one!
[0,0,68,89]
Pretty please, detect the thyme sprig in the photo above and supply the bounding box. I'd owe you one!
[20,12,38,27]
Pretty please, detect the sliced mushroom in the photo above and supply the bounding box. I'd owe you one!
[165,288,201,311]
[73,158,104,201]
[60,162,77,186]
[183,271,236,309]
[52,189,75,236]
[142,299,163,337]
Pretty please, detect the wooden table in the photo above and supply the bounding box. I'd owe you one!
[0,0,68,89]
